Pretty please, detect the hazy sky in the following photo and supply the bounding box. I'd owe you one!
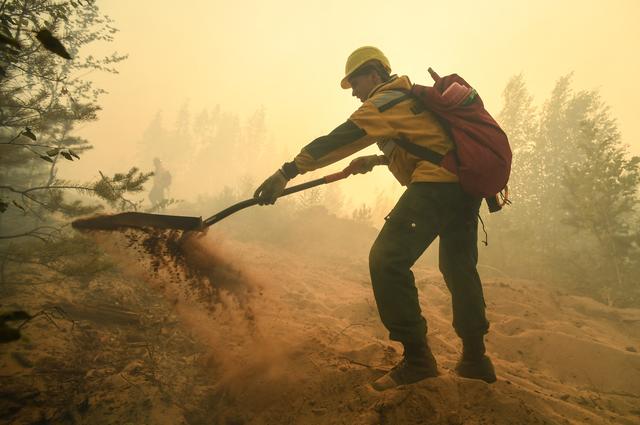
[64,0,640,206]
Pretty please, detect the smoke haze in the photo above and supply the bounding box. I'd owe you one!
[59,0,640,210]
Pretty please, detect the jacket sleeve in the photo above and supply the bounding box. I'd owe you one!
[282,101,398,178]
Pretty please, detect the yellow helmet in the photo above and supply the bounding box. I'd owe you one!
[341,46,391,89]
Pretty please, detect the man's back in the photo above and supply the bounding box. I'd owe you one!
[350,75,457,186]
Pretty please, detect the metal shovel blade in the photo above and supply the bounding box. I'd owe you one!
[71,212,203,231]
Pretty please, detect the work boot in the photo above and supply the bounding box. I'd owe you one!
[455,334,497,383]
[372,340,438,391]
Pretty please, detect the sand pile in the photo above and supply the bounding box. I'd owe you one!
[2,229,640,424]
[104,230,640,425]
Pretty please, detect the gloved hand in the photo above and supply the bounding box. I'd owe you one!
[349,155,387,174]
[253,169,288,205]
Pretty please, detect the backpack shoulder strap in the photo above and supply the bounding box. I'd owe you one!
[386,87,449,167]
[370,90,413,113]
[393,136,445,166]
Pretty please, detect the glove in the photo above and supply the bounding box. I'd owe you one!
[349,155,387,174]
[253,169,288,205]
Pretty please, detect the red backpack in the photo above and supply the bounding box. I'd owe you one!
[395,68,512,212]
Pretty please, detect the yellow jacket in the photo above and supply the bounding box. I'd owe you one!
[284,75,457,185]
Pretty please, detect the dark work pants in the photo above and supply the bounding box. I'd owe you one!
[369,182,489,344]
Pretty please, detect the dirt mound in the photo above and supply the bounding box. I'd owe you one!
[2,232,639,424]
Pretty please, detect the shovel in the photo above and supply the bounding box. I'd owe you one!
[72,163,368,232]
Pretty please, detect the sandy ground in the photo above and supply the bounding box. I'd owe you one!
[1,229,640,425]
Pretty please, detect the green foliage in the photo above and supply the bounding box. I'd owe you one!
[94,168,154,209]
[561,112,640,305]
[0,0,148,242]
[488,74,640,307]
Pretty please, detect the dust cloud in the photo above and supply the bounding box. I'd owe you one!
[87,228,310,388]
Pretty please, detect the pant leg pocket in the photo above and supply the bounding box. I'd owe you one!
[384,185,442,236]
[383,212,419,233]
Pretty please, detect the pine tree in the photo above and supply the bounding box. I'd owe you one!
[489,73,640,306]
[561,100,640,305]
[0,0,150,241]
[489,74,539,271]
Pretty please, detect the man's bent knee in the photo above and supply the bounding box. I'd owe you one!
[369,241,390,279]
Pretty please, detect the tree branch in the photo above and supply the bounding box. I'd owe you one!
[0,184,94,194]
[0,142,60,149]
[0,253,67,274]
[3,133,23,144]
[7,62,66,83]
[0,226,61,241]
[98,171,138,211]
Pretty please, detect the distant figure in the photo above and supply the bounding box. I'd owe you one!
[149,158,172,208]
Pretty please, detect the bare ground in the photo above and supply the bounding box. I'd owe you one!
[1,230,639,425]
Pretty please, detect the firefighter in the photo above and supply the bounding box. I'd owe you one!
[149,157,172,208]
[254,46,496,390]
